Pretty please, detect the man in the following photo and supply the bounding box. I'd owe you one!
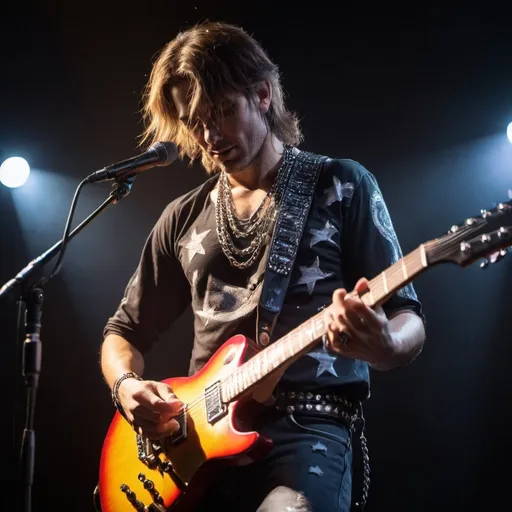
[100,21,426,511]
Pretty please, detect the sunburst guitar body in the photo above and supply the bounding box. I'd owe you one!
[99,335,274,512]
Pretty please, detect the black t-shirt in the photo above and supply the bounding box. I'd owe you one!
[104,151,424,401]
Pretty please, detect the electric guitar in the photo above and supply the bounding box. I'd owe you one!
[98,198,512,512]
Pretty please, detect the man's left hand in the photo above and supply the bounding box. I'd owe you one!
[323,277,396,366]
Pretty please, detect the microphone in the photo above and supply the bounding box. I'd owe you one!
[85,141,178,183]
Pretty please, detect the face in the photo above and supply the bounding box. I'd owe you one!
[170,79,271,174]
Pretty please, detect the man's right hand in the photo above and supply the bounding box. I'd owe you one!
[116,378,183,439]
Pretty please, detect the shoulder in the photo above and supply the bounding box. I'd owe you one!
[299,147,373,186]
[299,149,379,208]
[323,158,373,188]
[157,174,219,226]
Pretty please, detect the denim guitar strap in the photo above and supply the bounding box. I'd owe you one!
[256,149,331,347]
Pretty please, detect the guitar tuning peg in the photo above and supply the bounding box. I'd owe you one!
[480,258,489,269]
[489,249,509,264]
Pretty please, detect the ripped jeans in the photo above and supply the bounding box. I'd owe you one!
[194,408,353,511]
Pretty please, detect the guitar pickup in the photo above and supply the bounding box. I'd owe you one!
[205,381,227,424]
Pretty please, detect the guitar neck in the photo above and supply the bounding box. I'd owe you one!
[221,244,428,403]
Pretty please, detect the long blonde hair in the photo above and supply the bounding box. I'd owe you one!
[139,21,303,173]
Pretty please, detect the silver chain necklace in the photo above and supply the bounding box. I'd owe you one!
[215,145,295,269]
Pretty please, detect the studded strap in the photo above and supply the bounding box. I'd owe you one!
[256,149,330,347]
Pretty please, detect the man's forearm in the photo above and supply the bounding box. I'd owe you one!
[371,311,426,371]
[100,333,145,389]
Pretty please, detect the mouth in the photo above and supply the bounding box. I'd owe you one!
[211,146,232,154]
[211,146,235,161]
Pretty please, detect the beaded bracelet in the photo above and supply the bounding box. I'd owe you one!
[111,372,142,418]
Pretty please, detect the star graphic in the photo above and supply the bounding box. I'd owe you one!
[311,441,328,454]
[309,220,339,248]
[308,466,324,477]
[306,345,339,377]
[324,176,354,206]
[180,228,211,263]
[296,256,334,294]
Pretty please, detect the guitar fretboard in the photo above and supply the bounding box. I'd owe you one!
[221,244,427,403]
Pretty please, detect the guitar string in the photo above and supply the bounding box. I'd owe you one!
[155,231,488,433]
[171,248,427,418]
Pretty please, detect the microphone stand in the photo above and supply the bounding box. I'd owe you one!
[1,177,135,512]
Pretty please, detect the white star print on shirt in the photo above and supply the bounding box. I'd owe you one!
[324,176,354,206]
[192,270,263,327]
[306,345,339,377]
[296,256,334,294]
[179,228,211,263]
[309,220,339,248]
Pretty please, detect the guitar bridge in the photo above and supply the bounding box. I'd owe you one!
[136,435,187,491]
[205,381,227,424]
[169,404,187,445]
[137,436,163,469]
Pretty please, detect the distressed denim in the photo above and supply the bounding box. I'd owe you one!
[195,408,353,511]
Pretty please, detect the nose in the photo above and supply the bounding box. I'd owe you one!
[203,122,222,146]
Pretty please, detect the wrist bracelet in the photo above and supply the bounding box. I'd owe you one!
[111,372,142,418]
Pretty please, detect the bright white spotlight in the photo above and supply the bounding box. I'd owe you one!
[507,122,512,144]
[0,156,31,188]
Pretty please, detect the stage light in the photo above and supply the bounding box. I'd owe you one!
[0,156,30,188]
[507,122,512,144]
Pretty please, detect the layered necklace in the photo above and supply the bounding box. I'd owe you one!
[215,145,295,269]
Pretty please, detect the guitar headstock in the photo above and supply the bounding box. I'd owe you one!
[425,198,512,269]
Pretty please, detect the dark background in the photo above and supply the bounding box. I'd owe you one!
[2,2,511,511]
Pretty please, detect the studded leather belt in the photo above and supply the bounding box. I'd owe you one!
[275,389,360,429]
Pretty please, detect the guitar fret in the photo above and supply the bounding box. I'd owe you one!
[247,362,253,388]
[237,372,242,395]
[419,244,427,268]
[314,316,324,338]
[288,335,295,358]
[368,287,376,307]
[279,341,286,362]
[225,378,230,401]
[255,352,262,380]
[234,376,238,397]
[382,271,389,294]
[401,258,408,279]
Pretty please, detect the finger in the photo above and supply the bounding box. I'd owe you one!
[151,382,183,415]
[324,331,353,356]
[354,277,370,296]
[329,318,356,345]
[343,307,370,332]
[343,295,382,331]
[330,289,349,330]
[343,298,375,331]
[155,381,177,403]
[131,405,168,423]
[133,418,181,440]
[331,291,359,337]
